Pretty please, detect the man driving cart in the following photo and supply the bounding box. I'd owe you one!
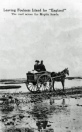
[34,60,46,72]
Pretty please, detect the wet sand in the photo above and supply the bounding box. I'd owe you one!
[0,90,82,132]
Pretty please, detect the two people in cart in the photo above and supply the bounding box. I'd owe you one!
[34,60,46,73]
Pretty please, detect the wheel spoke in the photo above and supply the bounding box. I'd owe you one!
[28,85,32,88]
[39,77,44,83]
[37,74,52,92]
[26,82,38,93]
[46,82,52,89]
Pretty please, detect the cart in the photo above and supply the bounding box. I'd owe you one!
[26,71,52,93]
[26,68,69,93]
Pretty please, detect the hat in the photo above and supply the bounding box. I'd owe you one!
[35,60,39,63]
[41,60,43,62]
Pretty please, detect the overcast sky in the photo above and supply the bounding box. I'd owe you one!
[0,0,82,79]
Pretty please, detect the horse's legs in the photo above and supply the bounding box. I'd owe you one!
[52,80,55,91]
[52,80,58,95]
[61,79,65,91]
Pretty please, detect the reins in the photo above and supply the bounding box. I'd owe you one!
[52,70,67,79]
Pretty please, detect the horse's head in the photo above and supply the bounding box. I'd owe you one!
[64,68,69,75]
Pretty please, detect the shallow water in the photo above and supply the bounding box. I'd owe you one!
[0,93,82,132]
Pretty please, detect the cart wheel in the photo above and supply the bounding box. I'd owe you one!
[26,82,38,93]
[37,74,52,92]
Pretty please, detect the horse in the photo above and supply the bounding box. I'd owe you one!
[51,68,69,91]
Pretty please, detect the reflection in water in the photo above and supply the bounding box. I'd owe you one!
[50,96,54,105]
[36,120,48,131]
[29,96,70,132]
[62,99,65,106]
[1,92,81,132]
[61,98,66,108]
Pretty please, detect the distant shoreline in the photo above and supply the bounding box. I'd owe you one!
[0,86,82,95]
[0,77,82,84]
